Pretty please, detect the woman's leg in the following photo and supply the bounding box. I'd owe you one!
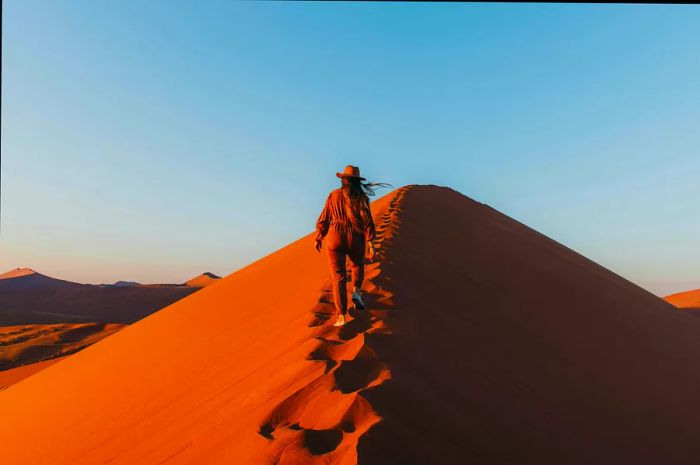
[347,232,365,291]
[325,229,348,315]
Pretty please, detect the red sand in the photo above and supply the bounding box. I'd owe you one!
[665,288,700,310]
[2,185,700,464]
[664,288,700,319]
[0,356,68,390]
[184,272,221,288]
[0,268,40,279]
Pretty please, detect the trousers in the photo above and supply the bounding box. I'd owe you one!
[325,224,365,315]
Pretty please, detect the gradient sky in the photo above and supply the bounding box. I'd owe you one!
[2,1,699,295]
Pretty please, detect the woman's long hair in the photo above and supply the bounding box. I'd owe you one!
[341,177,392,233]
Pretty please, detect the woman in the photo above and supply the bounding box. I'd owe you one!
[315,165,390,326]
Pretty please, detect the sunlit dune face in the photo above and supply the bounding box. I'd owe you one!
[664,289,700,309]
[184,273,221,288]
[0,268,38,280]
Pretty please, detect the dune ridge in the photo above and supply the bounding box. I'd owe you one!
[255,187,409,463]
[0,268,40,279]
[0,356,68,390]
[184,272,221,288]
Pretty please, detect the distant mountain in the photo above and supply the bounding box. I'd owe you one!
[111,281,141,287]
[0,268,85,291]
[184,272,221,287]
[0,268,199,324]
[0,269,216,383]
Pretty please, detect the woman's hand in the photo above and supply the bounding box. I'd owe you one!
[315,238,323,252]
[367,241,376,262]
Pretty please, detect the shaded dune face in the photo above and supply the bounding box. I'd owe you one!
[357,186,700,465]
[3,185,700,465]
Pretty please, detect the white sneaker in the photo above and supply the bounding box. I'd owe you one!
[352,291,365,310]
[332,314,346,326]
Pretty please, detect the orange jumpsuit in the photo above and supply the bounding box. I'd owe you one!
[315,188,376,315]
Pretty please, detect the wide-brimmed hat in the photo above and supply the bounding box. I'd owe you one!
[336,165,366,181]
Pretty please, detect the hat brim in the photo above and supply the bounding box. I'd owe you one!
[336,172,366,181]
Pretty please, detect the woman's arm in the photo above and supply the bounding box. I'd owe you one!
[315,193,332,249]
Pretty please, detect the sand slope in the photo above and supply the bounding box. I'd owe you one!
[0,356,68,390]
[2,185,700,464]
[0,268,38,279]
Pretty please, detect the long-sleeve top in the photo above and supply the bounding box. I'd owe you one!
[315,188,376,243]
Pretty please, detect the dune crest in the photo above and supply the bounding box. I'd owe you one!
[3,185,700,464]
[0,268,85,292]
[0,357,67,391]
[255,187,408,463]
[185,272,221,288]
[0,268,38,279]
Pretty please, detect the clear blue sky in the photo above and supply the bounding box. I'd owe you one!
[2,1,699,295]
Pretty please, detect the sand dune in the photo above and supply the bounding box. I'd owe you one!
[0,268,37,279]
[665,288,700,310]
[0,268,44,280]
[0,268,85,291]
[0,356,67,390]
[0,323,126,371]
[0,322,126,390]
[664,288,700,318]
[184,272,221,287]
[2,185,700,464]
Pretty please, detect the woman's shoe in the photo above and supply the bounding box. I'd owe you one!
[333,314,346,326]
[352,291,365,310]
